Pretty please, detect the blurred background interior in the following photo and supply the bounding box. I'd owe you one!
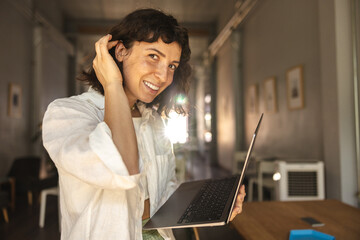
[0,0,360,239]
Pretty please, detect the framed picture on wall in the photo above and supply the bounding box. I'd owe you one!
[248,84,258,113]
[8,83,22,118]
[263,77,277,113]
[286,65,304,110]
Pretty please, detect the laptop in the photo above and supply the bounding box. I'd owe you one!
[143,113,264,230]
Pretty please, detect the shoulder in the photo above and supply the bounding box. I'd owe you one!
[44,92,104,124]
[42,93,105,144]
[48,95,84,110]
[49,90,103,112]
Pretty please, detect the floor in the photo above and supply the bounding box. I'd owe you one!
[0,150,245,240]
[0,194,60,240]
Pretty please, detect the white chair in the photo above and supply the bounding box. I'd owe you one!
[233,152,246,175]
[232,151,257,175]
[39,186,60,230]
[248,160,277,202]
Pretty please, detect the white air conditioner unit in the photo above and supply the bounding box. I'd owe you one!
[275,161,325,201]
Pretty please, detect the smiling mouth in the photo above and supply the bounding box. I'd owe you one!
[144,80,160,91]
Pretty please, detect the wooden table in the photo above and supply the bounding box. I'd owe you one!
[231,199,360,240]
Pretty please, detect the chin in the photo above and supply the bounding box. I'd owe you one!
[139,97,156,104]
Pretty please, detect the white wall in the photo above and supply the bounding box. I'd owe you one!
[0,0,33,177]
[215,0,358,205]
[0,0,69,177]
[216,0,242,170]
[242,0,322,159]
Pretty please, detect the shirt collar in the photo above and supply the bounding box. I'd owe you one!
[137,102,156,123]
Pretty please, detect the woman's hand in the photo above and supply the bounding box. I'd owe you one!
[96,35,139,175]
[92,34,122,89]
[230,185,246,221]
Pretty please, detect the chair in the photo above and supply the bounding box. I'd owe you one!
[232,151,247,175]
[7,156,41,205]
[248,160,277,202]
[39,186,60,230]
[0,191,9,223]
[232,151,257,175]
[7,156,58,206]
[0,177,15,210]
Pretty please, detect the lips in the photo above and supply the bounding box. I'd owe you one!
[144,80,160,91]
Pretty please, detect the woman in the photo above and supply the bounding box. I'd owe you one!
[42,8,245,240]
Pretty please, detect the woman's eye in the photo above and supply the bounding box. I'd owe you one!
[169,64,177,70]
[149,54,158,60]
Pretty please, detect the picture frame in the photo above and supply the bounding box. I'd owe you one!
[8,83,22,118]
[286,65,304,110]
[263,77,277,113]
[248,84,258,113]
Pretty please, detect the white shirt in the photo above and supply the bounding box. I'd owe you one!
[42,89,178,240]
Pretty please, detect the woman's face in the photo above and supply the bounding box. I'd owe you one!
[120,39,182,105]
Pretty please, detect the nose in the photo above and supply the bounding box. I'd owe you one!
[154,63,169,83]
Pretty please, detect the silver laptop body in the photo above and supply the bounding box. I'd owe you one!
[143,113,263,230]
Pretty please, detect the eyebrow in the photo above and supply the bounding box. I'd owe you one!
[146,48,180,64]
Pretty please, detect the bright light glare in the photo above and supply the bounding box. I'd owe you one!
[165,111,188,144]
[204,113,212,121]
[176,95,187,105]
[273,172,281,181]
[204,131,212,142]
[204,94,211,104]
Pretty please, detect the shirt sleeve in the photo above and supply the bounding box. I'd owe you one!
[161,153,179,202]
[42,97,140,190]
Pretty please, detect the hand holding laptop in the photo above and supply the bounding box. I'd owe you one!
[229,185,246,221]
[143,113,263,230]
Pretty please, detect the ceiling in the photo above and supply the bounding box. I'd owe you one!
[61,0,239,62]
[60,0,231,23]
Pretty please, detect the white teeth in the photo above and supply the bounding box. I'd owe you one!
[144,81,160,91]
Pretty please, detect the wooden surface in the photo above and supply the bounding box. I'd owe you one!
[231,199,360,240]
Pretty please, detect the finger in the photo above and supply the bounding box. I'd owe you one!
[230,206,242,221]
[92,57,100,80]
[234,204,242,214]
[230,209,237,221]
[95,41,101,59]
[235,200,244,211]
[240,184,245,194]
[107,40,119,50]
[99,34,112,58]
[95,34,112,58]
[239,185,246,199]
[237,205,243,213]
[237,191,246,201]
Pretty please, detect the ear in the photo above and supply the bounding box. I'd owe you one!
[115,42,128,62]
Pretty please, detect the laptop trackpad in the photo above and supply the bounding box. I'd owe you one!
[144,179,206,229]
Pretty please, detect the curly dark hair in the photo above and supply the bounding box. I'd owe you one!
[78,8,192,115]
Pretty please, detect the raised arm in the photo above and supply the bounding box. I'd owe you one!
[92,34,139,175]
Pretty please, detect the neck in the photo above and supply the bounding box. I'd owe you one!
[128,99,136,109]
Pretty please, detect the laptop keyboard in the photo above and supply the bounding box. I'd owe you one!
[177,176,238,224]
